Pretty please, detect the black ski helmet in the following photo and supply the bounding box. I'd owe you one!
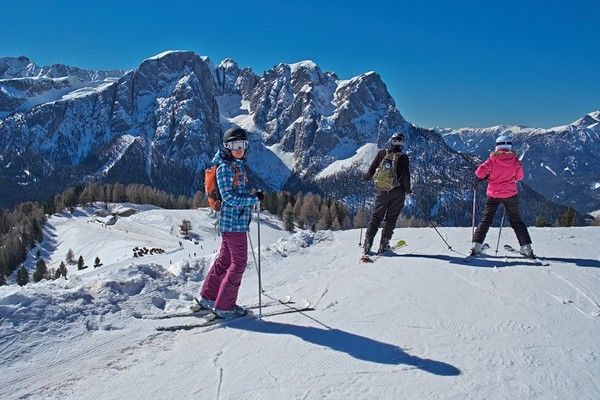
[223,127,247,143]
[391,132,405,142]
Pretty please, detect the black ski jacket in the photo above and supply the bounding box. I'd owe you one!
[364,149,412,194]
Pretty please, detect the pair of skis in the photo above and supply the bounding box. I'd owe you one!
[152,296,313,331]
[502,244,549,266]
[359,239,407,263]
[464,243,549,266]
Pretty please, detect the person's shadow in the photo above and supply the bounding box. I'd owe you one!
[227,319,461,376]
[397,253,600,269]
[396,252,528,268]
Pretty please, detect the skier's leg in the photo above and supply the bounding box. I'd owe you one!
[364,191,389,253]
[200,236,231,301]
[214,232,248,311]
[380,190,405,250]
[472,197,500,244]
[503,195,532,246]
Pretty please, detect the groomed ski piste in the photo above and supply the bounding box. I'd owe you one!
[1,204,600,399]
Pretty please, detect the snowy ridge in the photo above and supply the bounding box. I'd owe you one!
[316,143,380,179]
[1,205,600,399]
[94,135,139,176]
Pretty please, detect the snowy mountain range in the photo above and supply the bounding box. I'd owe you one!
[2,204,599,399]
[0,51,583,223]
[438,112,600,213]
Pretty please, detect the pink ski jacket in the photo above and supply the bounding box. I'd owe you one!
[475,150,524,198]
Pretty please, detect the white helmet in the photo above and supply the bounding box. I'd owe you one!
[495,135,513,151]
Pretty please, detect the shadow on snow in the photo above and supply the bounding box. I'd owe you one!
[397,252,600,269]
[229,319,461,376]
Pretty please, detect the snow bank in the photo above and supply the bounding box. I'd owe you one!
[261,230,333,258]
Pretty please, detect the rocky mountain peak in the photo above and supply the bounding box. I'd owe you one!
[0,56,40,79]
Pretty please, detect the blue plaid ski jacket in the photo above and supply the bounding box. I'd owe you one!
[213,150,258,232]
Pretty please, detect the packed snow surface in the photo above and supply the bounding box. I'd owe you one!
[1,204,599,399]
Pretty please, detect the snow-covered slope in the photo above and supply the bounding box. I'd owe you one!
[438,111,600,212]
[1,205,599,399]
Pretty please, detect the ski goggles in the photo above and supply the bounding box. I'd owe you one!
[391,138,405,146]
[496,141,512,146]
[224,140,249,151]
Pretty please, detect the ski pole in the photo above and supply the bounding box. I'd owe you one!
[470,177,488,243]
[358,196,366,246]
[257,202,262,318]
[430,222,453,250]
[247,204,263,318]
[495,207,506,255]
[471,187,477,240]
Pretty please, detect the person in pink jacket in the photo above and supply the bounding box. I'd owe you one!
[470,135,534,257]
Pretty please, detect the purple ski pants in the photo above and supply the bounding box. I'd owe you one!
[200,231,248,310]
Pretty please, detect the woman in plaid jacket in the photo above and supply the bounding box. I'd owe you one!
[198,127,263,319]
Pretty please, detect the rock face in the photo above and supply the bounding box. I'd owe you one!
[438,112,600,213]
[0,52,579,224]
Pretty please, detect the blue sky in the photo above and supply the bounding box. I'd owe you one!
[1,0,598,128]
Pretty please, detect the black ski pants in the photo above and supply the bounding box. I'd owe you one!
[365,187,405,244]
[472,195,531,246]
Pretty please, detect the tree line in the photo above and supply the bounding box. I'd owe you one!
[1,183,193,285]
[260,192,352,232]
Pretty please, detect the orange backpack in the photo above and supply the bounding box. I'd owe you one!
[204,162,243,211]
[204,165,222,211]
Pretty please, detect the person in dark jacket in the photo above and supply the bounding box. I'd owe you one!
[361,132,412,255]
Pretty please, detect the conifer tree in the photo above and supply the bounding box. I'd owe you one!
[316,203,332,230]
[300,194,320,231]
[179,219,193,238]
[33,259,48,282]
[17,265,29,286]
[94,257,102,268]
[559,207,576,227]
[77,255,85,270]
[66,249,75,264]
[276,192,289,218]
[283,202,295,232]
[59,262,68,279]
[342,215,352,230]
[192,191,204,208]
[0,272,6,286]
[355,206,367,228]
[535,216,548,227]
[293,194,304,229]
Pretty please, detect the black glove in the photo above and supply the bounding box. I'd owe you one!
[471,178,487,189]
[255,191,264,201]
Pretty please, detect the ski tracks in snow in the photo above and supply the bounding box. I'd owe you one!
[547,270,600,320]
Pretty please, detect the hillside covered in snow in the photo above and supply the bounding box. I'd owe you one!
[1,205,599,399]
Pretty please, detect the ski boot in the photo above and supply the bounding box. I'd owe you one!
[213,304,247,319]
[469,242,483,257]
[190,296,215,313]
[377,239,391,255]
[519,244,535,259]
